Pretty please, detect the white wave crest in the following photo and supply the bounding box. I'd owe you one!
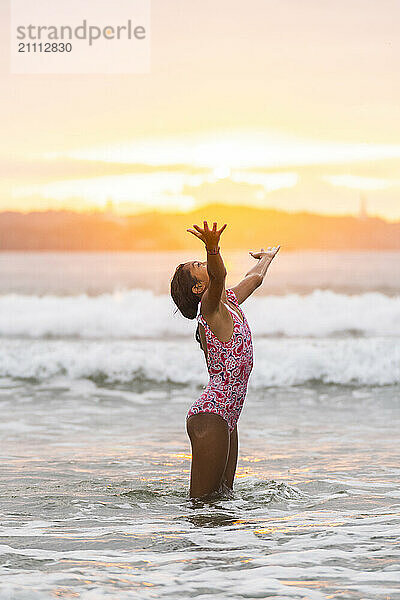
[0,338,398,387]
[1,290,400,339]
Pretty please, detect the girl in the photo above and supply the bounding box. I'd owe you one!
[170,221,280,498]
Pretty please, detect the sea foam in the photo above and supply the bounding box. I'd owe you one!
[0,337,398,387]
[1,289,399,339]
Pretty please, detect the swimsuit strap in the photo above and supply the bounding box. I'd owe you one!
[223,302,241,321]
[196,300,208,329]
[197,289,243,327]
[226,288,244,323]
[226,288,239,306]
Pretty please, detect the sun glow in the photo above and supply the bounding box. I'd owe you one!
[7,130,400,219]
[213,166,231,179]
[12,173,201,213]
[59,131,400,169]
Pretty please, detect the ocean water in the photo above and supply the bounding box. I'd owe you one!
[0,251,399,600]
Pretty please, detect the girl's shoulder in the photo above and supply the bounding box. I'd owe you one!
[197,288,238,327]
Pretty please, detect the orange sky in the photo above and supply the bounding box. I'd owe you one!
[1,0,400,219]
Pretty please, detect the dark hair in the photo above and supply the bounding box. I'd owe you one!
[170,262,203,347]
[170,262,200,319]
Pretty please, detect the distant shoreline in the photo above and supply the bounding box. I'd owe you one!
[1,205,399,251]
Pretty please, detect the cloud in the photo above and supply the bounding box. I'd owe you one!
[0,157,209,184]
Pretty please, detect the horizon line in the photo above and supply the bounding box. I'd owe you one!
[1,203,399,224]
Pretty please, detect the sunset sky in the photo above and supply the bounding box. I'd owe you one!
[1,0,400,219]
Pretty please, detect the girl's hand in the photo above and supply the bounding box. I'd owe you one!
[187,221,227,249]
[249,246,280,261]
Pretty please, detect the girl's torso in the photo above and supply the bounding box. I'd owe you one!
[197,288,253,382]
[197,296,243,358]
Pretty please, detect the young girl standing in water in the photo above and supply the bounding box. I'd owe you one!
[170,221,279,498]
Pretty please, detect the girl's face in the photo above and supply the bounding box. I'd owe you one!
[187,260,209,294]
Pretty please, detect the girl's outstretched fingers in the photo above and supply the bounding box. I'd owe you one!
[187,228,202,238]
[187,220,227,246]
[249,246,280,260]
[218,224,227,235]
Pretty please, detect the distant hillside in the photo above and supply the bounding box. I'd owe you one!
[0,206,399,250]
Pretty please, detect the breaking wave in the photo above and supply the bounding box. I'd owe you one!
[1,289,400,339]
[0,337,398,387]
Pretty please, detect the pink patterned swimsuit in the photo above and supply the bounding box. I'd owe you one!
[187,288,253,432]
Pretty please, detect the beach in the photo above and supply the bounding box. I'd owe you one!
[1,250,399,599]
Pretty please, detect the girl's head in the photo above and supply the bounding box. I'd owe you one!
[170,260,209,319]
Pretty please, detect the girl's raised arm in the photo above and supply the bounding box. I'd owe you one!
[187,221,227,315]
[231,246,280,304]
